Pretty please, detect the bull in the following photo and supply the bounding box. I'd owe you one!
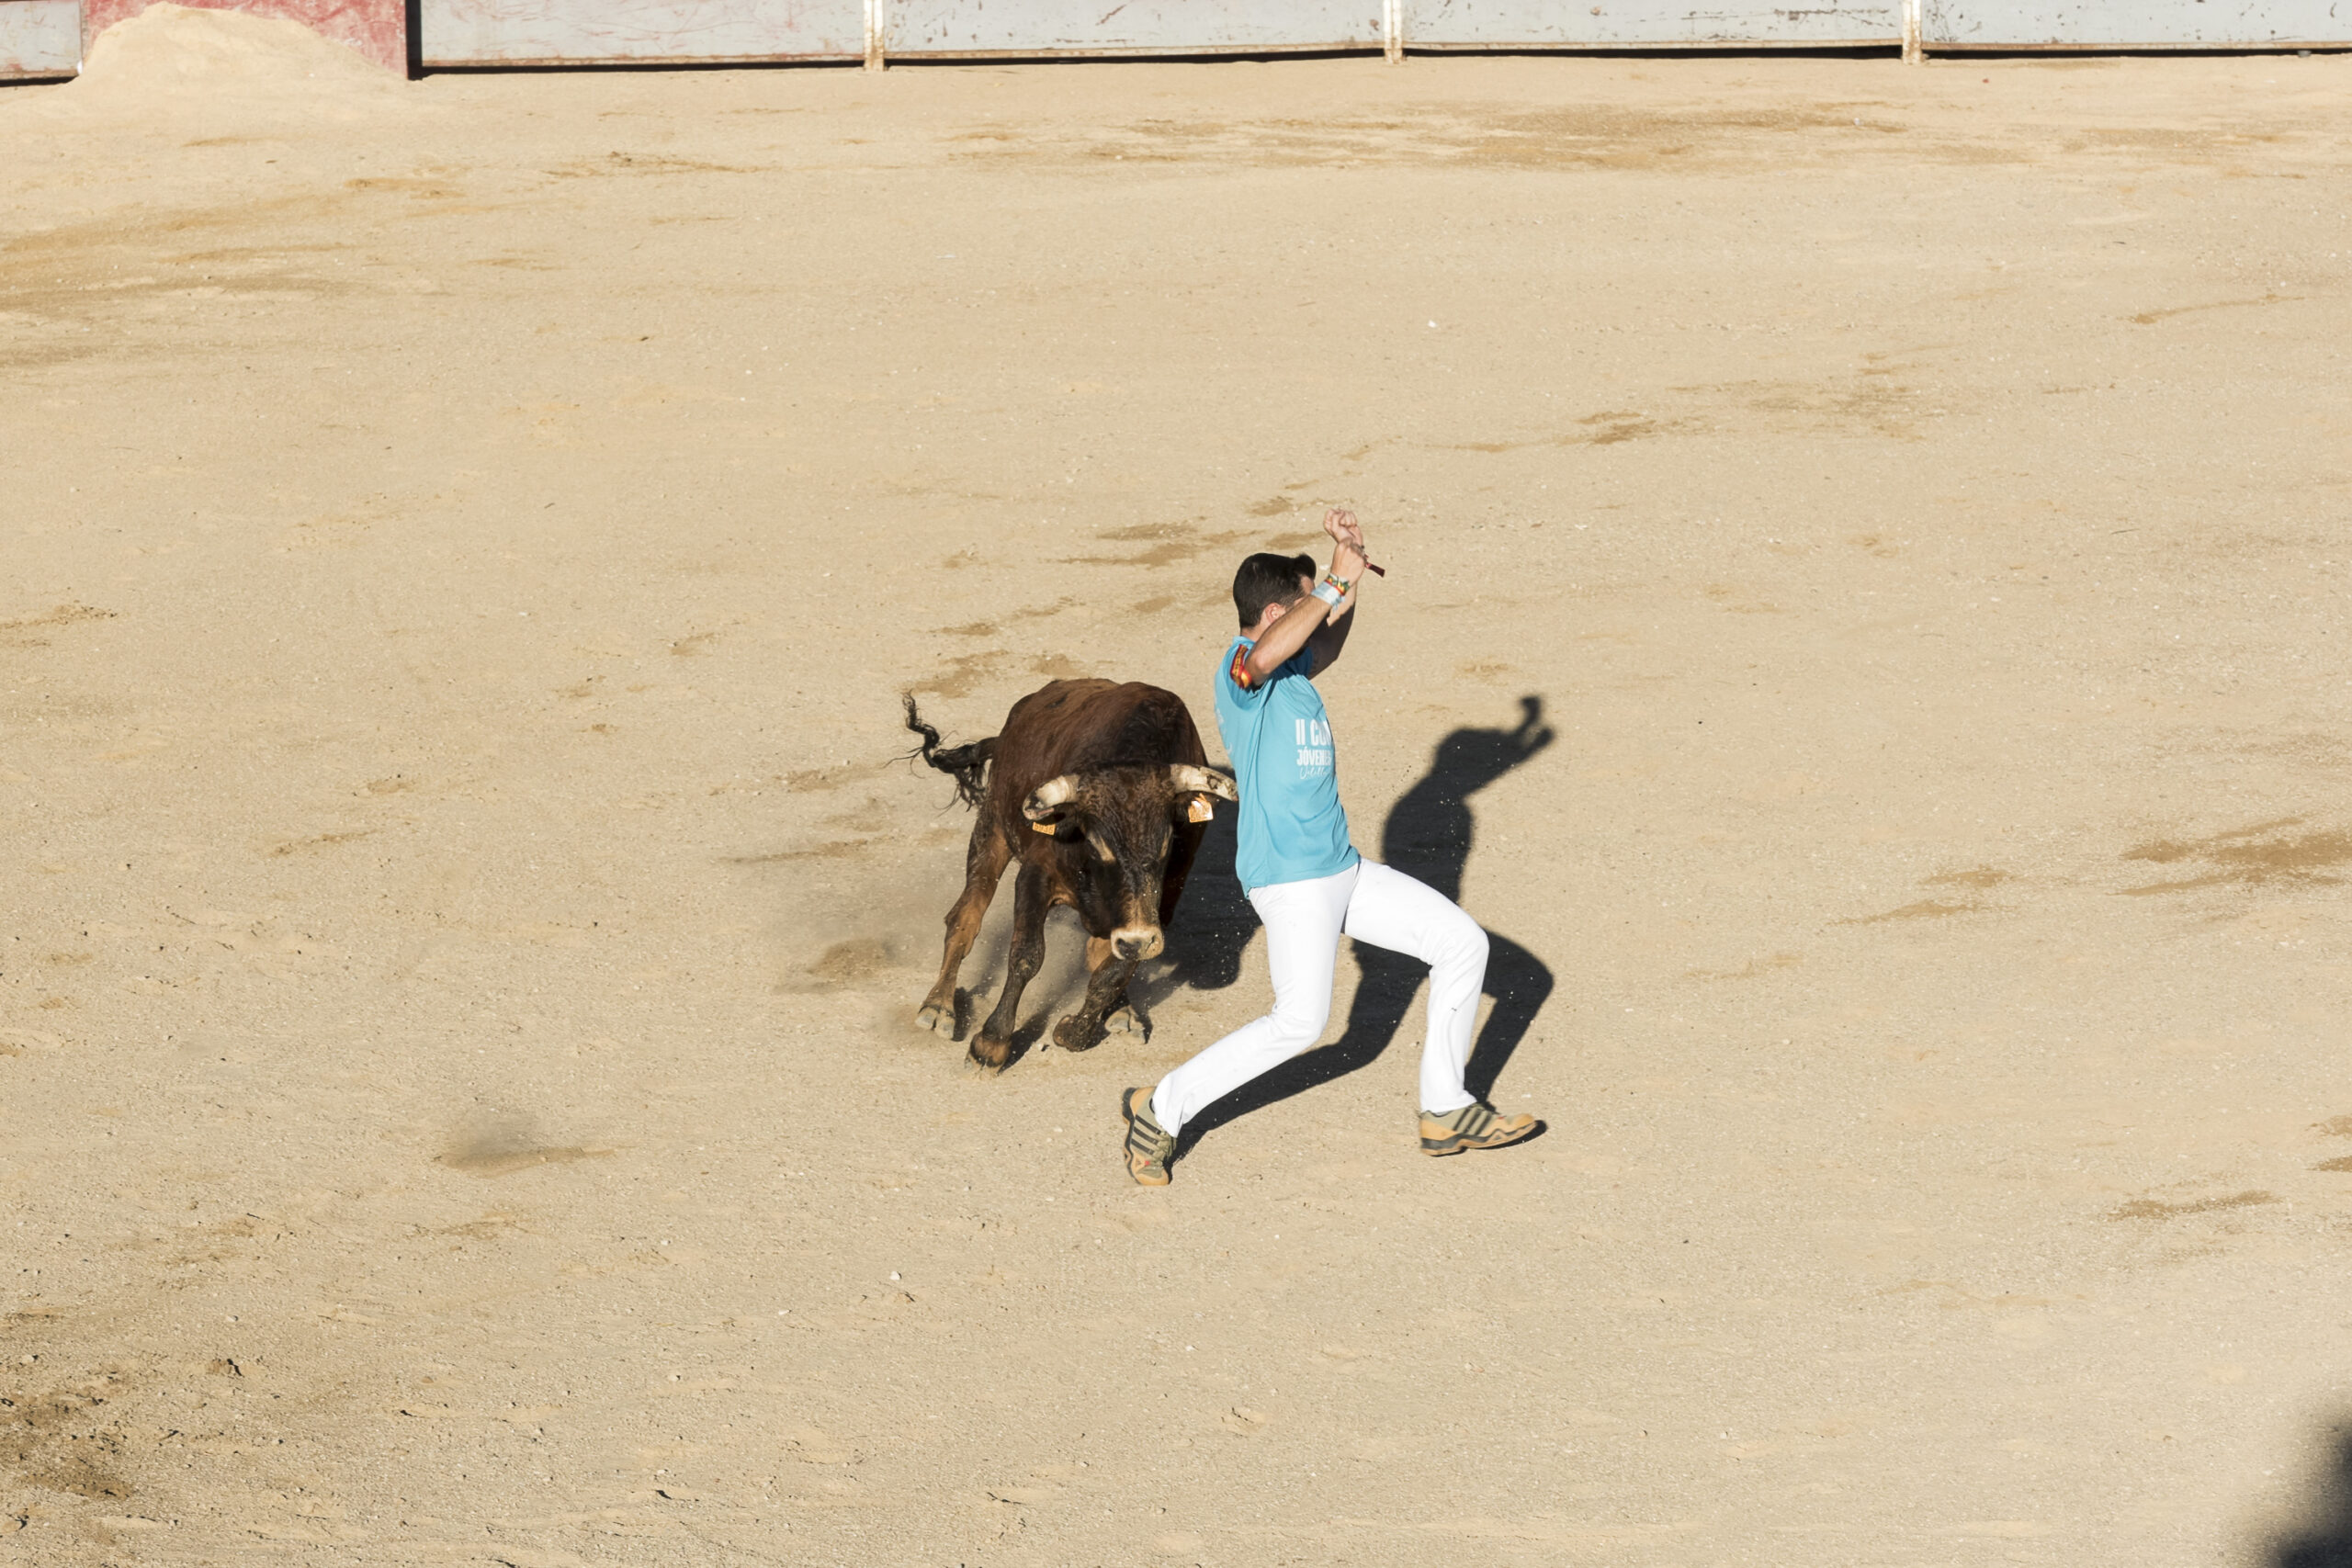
[902,679,1236,1072]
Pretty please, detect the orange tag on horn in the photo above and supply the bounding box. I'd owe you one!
[1188,797,1214,823]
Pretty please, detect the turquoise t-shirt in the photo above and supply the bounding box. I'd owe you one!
[1214,637,1359,894]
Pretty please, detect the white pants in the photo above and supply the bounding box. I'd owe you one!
[1151,860,1487,1135]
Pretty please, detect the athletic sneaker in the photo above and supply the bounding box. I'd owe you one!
[1419,1101,1540,1156]
[1121,1087,1174,1187]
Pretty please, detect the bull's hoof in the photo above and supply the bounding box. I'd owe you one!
[967,1034,1013,1073]
[915,1002,952,1035]
[1053,1013,1107,1054]
[1104,1004,1144,1038]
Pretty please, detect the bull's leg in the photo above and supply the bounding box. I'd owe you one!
[970,862,1049,1071]
[917,819,1012,1036]
[1076,934,1144,1039]
[1054,946,1143,1053]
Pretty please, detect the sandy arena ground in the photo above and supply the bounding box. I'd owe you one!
[5,14,2352,1563]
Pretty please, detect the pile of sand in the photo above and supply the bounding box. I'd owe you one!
[80,2,392,86]
[17,3,401,125]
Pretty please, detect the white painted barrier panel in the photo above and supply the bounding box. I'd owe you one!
[886,0,1385,55]
[420,0,861,64]
[1924,0,2346,46]
[0,0,79,77]
[1408,0,1900,45]
[414,0,2346,66]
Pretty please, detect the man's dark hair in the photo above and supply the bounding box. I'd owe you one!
[1232,551,1316,630]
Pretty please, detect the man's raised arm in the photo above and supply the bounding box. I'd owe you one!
[1307,508,1367,677]
[1241,509,1370,685]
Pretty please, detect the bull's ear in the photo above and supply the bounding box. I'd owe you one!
[1023,774,1082,823]
[1167,764,1238,803]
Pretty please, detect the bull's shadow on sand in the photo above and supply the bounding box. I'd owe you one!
[1166,694,1557,1156]
[2276,1420,2352,1568]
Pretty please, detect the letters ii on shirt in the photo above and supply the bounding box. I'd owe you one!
[1293,716,1333,773]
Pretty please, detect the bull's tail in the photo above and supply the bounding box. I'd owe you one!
[902,694,995,810]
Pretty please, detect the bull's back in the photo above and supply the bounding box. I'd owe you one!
[990,680,1206,807]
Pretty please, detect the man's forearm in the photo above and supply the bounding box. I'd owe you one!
[1242,592,1326,682]
[1245,555,1362,682]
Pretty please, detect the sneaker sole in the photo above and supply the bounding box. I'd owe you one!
[1420,1121,1540,1156]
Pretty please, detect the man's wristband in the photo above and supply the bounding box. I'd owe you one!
[1309,581,1345,611]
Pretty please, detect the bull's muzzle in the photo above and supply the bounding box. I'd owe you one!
[1112,926,1164,963]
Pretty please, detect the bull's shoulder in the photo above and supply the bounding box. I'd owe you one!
[1102,682,1204,755]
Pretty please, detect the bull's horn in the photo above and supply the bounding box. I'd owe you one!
[1169,765,1238,802]
[1023,774,1080,821]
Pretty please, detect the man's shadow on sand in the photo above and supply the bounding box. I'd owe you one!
[1163,694,1557,1155]
[2277,1421,2352,1568]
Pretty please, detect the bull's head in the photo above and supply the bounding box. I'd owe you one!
[1023,764,1237,961]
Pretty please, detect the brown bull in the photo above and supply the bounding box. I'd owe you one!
[903,680,1236,1072]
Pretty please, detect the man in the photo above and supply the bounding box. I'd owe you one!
[1120,508,1541,1186]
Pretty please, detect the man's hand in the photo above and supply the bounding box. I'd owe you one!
[1323,507,1369,582]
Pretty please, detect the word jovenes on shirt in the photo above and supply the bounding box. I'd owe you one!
[1295,716,1333,771]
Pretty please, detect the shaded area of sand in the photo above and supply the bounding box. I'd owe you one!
[5,17,2352,1563]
